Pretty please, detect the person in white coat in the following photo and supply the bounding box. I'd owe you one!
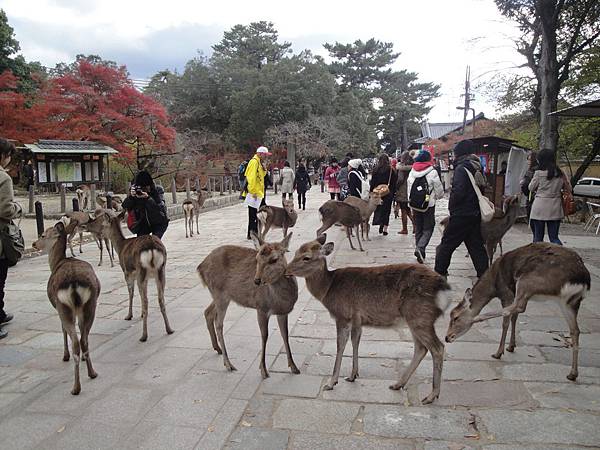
[407,150,444,263]
[279,161,295,200]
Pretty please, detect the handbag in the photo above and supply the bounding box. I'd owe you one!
[561,174,576,216]
[464,168,495,222]
[0,218,25,267]
[373,169,393,197]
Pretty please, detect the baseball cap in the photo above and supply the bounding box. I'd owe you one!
[256,146,272,155]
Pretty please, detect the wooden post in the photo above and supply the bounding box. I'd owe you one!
[35,201,44,237]
[228,176,232,195]
[220,176,224,195]
[185,178,191,200]
[195,176,200,193]
[90,184,96,209]
[106,193,113,210]
[60,184,66,213]
[72,198,79,212]
[171,178,177,204]
[28,185,34,214]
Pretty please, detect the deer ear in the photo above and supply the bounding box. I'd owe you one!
[321,242,334,256]
[118,209,126,221]
[54,221,66,234]
[317,234,327,245]
[281,232,292,250]
[464,288,473,302]
[250,231,263,250]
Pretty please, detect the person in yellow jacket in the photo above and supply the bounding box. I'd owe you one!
[244,146,271,239]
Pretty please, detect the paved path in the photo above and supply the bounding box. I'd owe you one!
[0,190,599,450]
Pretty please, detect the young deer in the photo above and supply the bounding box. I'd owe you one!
[81,209,117,267]
[257,198,298,240]
[446,243,590,381]
[287,234,452,404]
[76,185,91,210]
[344,192,383,241]
[480,195,521,265]
[96,194,123,211]
[197,232,300,379]
[103,210,174,341]
[32,221,100,395]
[62,211,92,257]
[316,200,364,251]
[182,190,209,238]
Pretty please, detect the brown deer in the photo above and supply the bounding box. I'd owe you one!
[102,210,174,341]
[344,192,383,241]
[62,211,92,257]
[76,185,91,210]
[316,200,364,251]
[445,243,590,381]
[481,195,521,265]
[81,209,117,267]
[96,193,123,211]
[257,198,298,240]
[197,232,300,379]
[286,234,452,404]
[32,221,100,395]
[182,190,209,238]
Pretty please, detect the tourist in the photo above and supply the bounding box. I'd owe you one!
[324,158,341,200]
[395,151,414,234]
[279,161,295,200]
[336,157,350,200]
[294,162,311,211]
[242,146,271,239]
[123,170,170,239]
[0,138,22,339]
[528,148,571,245]
[370,154,398,236]
[347,158,365,198]
[407,150,444,263]
[434,139,489,279]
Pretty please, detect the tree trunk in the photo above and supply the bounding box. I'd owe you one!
[401,121,409,151]
[536,0,560,152]
[571,133,600,186]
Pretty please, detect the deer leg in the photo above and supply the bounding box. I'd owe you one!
[215,302,236,371]
[105,238,114,267]
[316,219,334,238]
[184,213,189,238]
[157,267,174,335]
[61,311,81,395]
[195,213,199,235]
[204,302,222,354]
[408,323,444,404]
[78,231,84,254]
[68,230,76,257]
[506,313,518,352]
[257,310,270,379]
[324,319,350,390]
[366,222,370,241]
[124,273,135,320]
[562,295,582,381]
[390,335,427,391]
[355,226,364,251]
[345,226,356,250]
[345,321,362,382]
[79,320,97,379]
[137,269,149,342]
[492,315,511,359]
[277,314,300,374]
[499,239,503,256]
[62,324,70,361]
[97,236,104,267]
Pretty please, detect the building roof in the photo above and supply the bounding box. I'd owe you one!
[549,99,600,117]
[25,140,118,155]
[420,113,486,140]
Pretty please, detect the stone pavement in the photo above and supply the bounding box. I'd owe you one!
[0,190,599,450]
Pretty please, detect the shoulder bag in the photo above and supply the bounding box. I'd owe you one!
[464,168,495,222]
[0,218,25,267]
[561,173,576,216]
[373,169,392,197]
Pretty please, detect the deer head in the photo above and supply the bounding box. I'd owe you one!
[282,198,295,215]
[368,192,383,207]
[445,287,500,343]
[287,234,335,277]
[33,221,77,252]
[502,194,520,214]
[251,232,293,286]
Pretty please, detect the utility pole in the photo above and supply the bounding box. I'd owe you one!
[460,66,471,135]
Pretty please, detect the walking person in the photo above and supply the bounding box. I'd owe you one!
[347,159,365,198]
[520,151,538,231]
[324,158,341,200]
[370,154,398,236]
[434,139,489,279]
[243,146,271,238]
[407,150,444,263]
[0,138,22,339]
[528,148,571,245]
[122,170,170,239]
[279,161,295,200]
[294,162,311,210]
[336,157,350,200]
[395,151,415,234]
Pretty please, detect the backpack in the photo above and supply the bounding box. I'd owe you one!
[409,175,431,212]
[350,171,370,201]
[238,162,247,179]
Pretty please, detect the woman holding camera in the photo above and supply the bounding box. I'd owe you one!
[122,170,170,239]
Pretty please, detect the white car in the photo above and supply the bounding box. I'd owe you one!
[573,177,600,198]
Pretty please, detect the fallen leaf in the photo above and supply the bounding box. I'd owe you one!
[207,426,215,432]
[57,426,66,433]
[368,352,377,356]
[352,431,365,436]
[380,363,393,368]
[240,421,252,427]
[193,399,203,404]
[464,433,480,440]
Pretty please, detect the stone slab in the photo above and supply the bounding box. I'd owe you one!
[289,431,415,450]
[500,363,600,384]
[540,346,600,367]
[0,413,71,449]
[260,372,323,398]
[120,422,202,450]
[226,427,289,450]
[195,398,247,450]
[322,378,405,404]
[445,342,545,363]
[421,380,537,408]
[272,399,360,434]
[524,381,600,411]
[303,354,400,380]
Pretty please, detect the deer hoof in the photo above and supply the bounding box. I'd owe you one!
[261,369,269,379]
[124,314,132,321]
[89,370,98,379]
[421,393,439,404]
[225,362,237,372]
[567,372,578,381]
[214,347,223,355]
[345,373,358,382]
[323,384,335,391]
[63,354,70,362]
[166,328,174,335]
[506,345,515,353]
[491,352,503,360]
[389,383,404,391]
[139,335,147,342]
[71,386,81,396]
[290,365,301,374]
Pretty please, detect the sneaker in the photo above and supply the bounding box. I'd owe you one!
[414,249,424,264]
[0,313,13,325]
[397,229,408,235]
[0,328,7,339]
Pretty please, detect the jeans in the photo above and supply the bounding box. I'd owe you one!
[414,207,435,257]
[329,193,339,200]
[435,215,489,278]
[531,219,562,245]
[0,258,9,317]
[298,192,306,209]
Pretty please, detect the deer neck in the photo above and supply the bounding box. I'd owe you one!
[304,259,334,302]
[108,220,127,254]
[49,234,68,272]
[470,268,498,315]
[267,274,298,302]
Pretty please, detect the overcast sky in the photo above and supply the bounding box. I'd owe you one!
[4,0,523,122]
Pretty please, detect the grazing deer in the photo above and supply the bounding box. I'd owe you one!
[316,200,364,251]
[344,192,383,241]
[445,243,590,381]
[76,185,91,210]
[32,221,100,395]
[102,210,174,341]
[197,232,300,379]
[286,234,452,404]
[182,190,209,238]
[480,195,521,265]
[257,199,298,240]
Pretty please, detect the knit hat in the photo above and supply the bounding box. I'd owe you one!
[348,158,362,169]
[453,139,476,158]
[414,150,432,163]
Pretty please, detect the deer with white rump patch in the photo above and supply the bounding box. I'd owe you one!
[445,243,590,381]
[286,234,452,404]
[197,232,300,378]
[257,198,298,240]
[182,190,209,238]
[102,210,174,341]
[32,221,99,395]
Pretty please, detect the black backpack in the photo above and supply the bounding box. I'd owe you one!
[409,176,431,212]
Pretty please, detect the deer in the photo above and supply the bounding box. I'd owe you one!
[76,185,91,210]
[96,193,123,211]
[32,220,100,395]
[344,192,383,241]
[197,232,300,379]
[257,198,298,240]
[286,234,453,404]
[445,242,590,382]
[62,211,92,257]
[81,209,117,267]
[481,195,521,265]
[316,200,364,251]
[182,190,209,238]
[101,210,174,342]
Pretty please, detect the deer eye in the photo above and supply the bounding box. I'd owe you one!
[268,258,278,264]
[303,256,311,261]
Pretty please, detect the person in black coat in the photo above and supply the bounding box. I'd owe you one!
[347,159,364,198]
[434,140,489,279]
[370,153,397,235]
[294,163,311,210]
[122,170,170,239]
